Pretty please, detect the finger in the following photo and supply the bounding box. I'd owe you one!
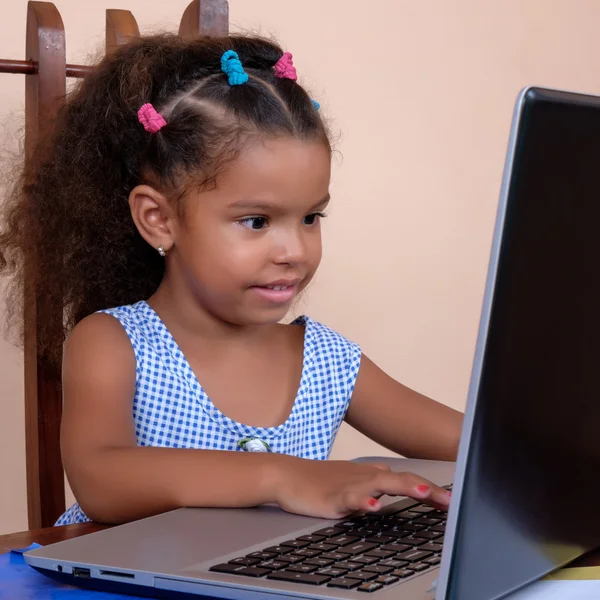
[339,490,370,515]
[358,496,382,512]
[373,472,451,509]
[371,463,392,472]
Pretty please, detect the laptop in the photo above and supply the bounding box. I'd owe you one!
[25,86,600,599]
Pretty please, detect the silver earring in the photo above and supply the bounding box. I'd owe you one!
[157,245,167,257]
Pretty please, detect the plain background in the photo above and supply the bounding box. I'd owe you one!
[2,0,600,534]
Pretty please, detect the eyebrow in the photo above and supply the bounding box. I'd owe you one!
[227,194,331,212]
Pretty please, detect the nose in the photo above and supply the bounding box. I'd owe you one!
[273,227,308,267]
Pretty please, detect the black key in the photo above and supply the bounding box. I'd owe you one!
[335,561,363,571]
[411,563,430,572]
[280,539,310,549]
[313,527,348,538]
[328,534,360,547]
[410,506,436,514]
[397,549,434,562]
[305,557,335,568]
[258,560,287,570]
[380,543,411,553]
[365,535,396,545]
[398,523,426,532]
[264,545,292,555]
[413,531,443,540]
[419,542,443,553]
[380,558,409,569]
[399,536,427,547]
[309,543,339,553]
[339,519,364,528]
[352,555,379,565]
[298,534,326,543]
[346,570,377,582]
[393,568,416,578]
[267,571,331,585]
[343,542,379,556]
[397,511,421,519]
[363,564,394,575]
[228,557,261,566]
[425,556,441,566]
[210,563,270,577]
[287,564,318,573]
[430,524,446,533]
[358,582,384,593]
[247,551,277,560]
[318,567,348,577]
[277,554,307,564]
[378,528,407,538]
[364,549,396,559]
[414,517,442,526]
[347,527,379,538]
[321,552,350,562]
[376,575,400,585]
[327,577,361,589]
[293,548,322,558]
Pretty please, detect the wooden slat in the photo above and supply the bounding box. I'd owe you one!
[0,58,91,77]
[24,0,67,530]
[179,0,229,40]
[105,9,140,54]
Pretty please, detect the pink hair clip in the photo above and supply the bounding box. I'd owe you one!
[274,52,297,81]
[137,103,167,134]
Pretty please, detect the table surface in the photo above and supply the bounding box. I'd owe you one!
[1,522,600,568]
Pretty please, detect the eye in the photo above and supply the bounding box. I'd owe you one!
[239,217,269,230]
[304,212,327,226]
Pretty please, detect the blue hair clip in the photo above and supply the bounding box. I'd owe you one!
[311,99,321,111]
[221,50,249,86]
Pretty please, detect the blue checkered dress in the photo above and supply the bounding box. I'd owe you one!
[56,300,362,525]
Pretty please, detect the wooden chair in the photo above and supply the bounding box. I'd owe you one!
[0,0,229,530]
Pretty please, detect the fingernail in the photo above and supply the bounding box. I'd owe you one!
[416,485,430,494]
[368,498,378,508]
[448,491,452,498]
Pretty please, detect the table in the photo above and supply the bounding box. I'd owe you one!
[1,522,600,566]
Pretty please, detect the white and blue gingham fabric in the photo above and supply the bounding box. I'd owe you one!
[56,300,362,525]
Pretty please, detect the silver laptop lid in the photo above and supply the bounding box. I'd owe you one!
[437,86,600,600]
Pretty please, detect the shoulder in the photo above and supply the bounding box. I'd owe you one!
[294,316,362,382]
[295,315,360,352]
[63,310,136,388]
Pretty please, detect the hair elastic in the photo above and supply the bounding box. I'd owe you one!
[137,103,167,133]
[221,50,249,85]
[274,52,297,81]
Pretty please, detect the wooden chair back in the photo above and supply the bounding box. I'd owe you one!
[0,0,229,529]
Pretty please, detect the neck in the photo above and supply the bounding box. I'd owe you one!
[147,272,274,346]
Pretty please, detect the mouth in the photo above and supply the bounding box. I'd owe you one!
[250,279,302,304]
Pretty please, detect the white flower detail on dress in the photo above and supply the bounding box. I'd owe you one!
[238,437,271,452]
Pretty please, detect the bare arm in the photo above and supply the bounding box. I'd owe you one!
[345,355,463,461]
[61,318,452,524]
[61,314,286,524]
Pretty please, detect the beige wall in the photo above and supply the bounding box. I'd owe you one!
[2,0,600,534]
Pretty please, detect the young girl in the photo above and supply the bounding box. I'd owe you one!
[0,34,462,526]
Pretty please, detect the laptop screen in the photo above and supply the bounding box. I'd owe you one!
[445,88,600,600]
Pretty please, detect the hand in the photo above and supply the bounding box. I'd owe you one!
[273,458,451,519]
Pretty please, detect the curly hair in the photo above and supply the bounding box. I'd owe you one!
[0,34,330,368]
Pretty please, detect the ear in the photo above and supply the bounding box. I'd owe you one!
[129,185,177,252]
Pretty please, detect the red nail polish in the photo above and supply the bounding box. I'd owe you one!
[416,484,430,494]
[368,498,378,507]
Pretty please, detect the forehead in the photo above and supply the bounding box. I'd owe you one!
[194,137,331,211]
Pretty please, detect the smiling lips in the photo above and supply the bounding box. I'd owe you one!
[251,279,301,304]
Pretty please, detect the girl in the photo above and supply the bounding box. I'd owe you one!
[0,34,462,526]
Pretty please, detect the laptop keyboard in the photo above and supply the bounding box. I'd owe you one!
[210,486,450,594]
